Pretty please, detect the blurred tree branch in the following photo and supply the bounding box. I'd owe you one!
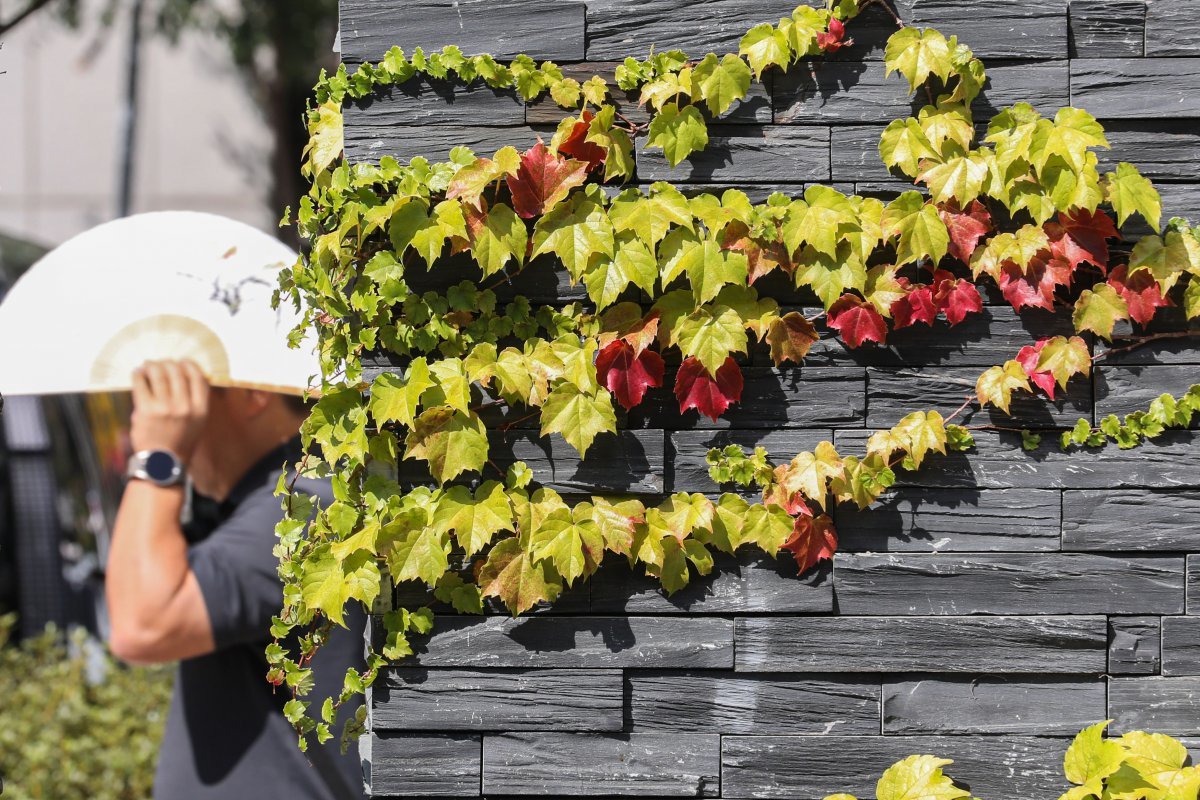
[0,0,62,34]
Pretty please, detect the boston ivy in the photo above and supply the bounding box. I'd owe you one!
[269,0,1200,749]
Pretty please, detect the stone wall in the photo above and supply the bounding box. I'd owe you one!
[339,1,1200,797]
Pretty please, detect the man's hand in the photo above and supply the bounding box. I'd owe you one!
[130,360,210,462]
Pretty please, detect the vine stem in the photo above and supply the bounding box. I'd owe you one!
[859,0,905,29]
[1094,330,1200,361]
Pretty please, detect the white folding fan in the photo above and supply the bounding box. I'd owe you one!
[0,211,319,396]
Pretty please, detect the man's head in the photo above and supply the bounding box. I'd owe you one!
[130,360,309,501]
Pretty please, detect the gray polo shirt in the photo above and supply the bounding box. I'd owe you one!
[152,440,366,799]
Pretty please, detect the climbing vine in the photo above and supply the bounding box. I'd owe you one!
[269,0,1200,748]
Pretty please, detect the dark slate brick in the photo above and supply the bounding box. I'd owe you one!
[344,79,524,128]
[669,428,833,493]
[912,0,1069,59]
[802,306,1080,368]
[635,126,832,184]
[1063,490,1200,551]
[1162,616,1200,676]
[399,616,734,668]
[589,551,833,614]
[628,672,880,735]
[1110,677,1200,735]
[1098,121,1200,181]
[483,733,721,797]
[1097,365,1200,425]
[344,124,544,165]
[834,553,1186,615]
[339,0,585,63]
[866,366,1092,429]
[836,488,1062,553]
[735,616,1108,673]
[722,735,1065,800]
[831,124,898,183]
[1190,555,1200,615]
[525,63,772,126]
[583,0,800,60]
[491,429,665,494]
[1104,308,1200,366]
[365,733,480,797]
[1109,616,1162,675]
[1145,0,1200,55]
[631,366,865,430]
[1070,1,1146,57]
[774,59,1069,126]
[372,669,623,732]
[883,678,1106,734]
[1071,59,1200,118]
[773,60,919,125]
[834,428,1200,490]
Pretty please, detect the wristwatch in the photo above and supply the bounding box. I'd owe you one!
[125,449,186,488]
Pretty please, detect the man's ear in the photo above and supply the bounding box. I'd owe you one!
[241,389,275,418]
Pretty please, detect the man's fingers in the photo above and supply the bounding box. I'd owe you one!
[131,365,153,407]
[181,360,210,415]
[161,361,190,410]
[142,360,170,403]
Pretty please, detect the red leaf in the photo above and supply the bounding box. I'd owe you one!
[782,513,838,573]
[556,110,607,172]
[816,18,851,53]
[890,282,938,329]
[596,340,665,410]
[827,293,888,348]
[675,357,744,421]
[998,253,1072,312]
[1017,340,1058,399]
[764,482,813,517]
[1048,209,1120,273]
[938,200,993,264]
[1108,264,1171,326]
[598,305,661,356]
[505,142,590,219]
[934,277,984,325]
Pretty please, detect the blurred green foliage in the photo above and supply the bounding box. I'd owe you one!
[0,614,172,800]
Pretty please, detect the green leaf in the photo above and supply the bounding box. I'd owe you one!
[1036,336,1092,389]
[403,407,489,484]
[532,195,615,280]
[918,153,989,207]
[539,383,617,457]
[1028,107,1109,173]
[739,23,791,77]
[609,185,694,251]
[369,359,435,429]
[893,410,947,468]
[875,755,970,800]
[432,481,515,557]
[1063,721,1125,797]
[884,28,954,94]
[660,229,747,304]
[782,186,859,258]
[975,360,1032,414]
[386,523,451,587]
[879,118,940,176]
[693,53,752,116]
[584,237,657,310]
[780,441,843,509]
[303,101,344,177]
[1106,162,1162,232]
[529,508,604,584]
[477,536,563,615]
[884,191,950,266]
[647,102,709,167]
[673,304,749,374]
[470,202,528,277]
[300,547,380,627]
[1073,283,1129,341]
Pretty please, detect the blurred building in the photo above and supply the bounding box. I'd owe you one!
[0,1,274,247]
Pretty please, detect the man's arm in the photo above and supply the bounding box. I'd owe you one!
[106,360,215,664]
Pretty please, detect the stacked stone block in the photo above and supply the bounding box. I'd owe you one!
[339,0,1200,796]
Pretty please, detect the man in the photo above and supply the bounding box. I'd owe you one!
[106,359,365,800]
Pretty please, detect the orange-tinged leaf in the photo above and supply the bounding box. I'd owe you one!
[476,536,564,615]
[506,142,589,219]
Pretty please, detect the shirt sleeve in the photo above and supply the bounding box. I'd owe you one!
[188,485,290,649]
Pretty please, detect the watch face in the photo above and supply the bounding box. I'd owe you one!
[143,451,179,483]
